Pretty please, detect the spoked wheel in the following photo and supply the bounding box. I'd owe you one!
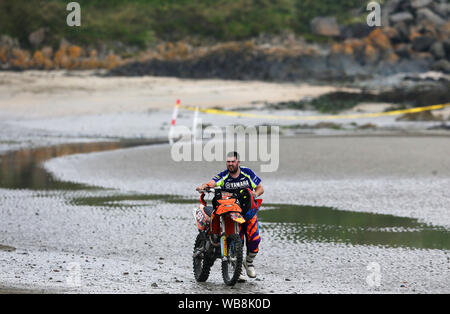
[193,232,213,282]
[221,233,243,286]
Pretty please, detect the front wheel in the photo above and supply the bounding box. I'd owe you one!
[221,233,243,286]
[193,232,213,282]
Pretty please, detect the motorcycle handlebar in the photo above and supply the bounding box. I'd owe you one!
[197,187,221,193]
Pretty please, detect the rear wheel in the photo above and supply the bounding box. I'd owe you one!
[193,232,213,282]
[221,233,243,286]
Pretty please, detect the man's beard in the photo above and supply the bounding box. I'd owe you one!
[228,165,238,174]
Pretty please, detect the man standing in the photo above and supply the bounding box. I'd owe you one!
[196,152,264,281]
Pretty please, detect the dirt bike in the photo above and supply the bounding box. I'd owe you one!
[192,187,247,286]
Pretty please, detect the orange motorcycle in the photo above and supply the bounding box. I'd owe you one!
[192,187,247,286]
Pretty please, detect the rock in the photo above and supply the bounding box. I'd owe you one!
[431,3,450,18]
[417,8,446,26]
[0,35,19,49]
[367,29,391,50]
[364,44,380,64]
[385,51,399,63]
[41,46,53,59]
[310,16,341,37]
[382,0,402,26]
[432,59,450,73]
[430,42,446,59]
[394,43,412,59]
[59,38,71,50]
[442,40,450,58]
[385,0,401,15]
[412,51,434,63]
[390,12,414,24]
[340,23,372,39]
[28,28,46,47]
[411,0,432,9]
[393,22,410,42]
[412,35,435,52]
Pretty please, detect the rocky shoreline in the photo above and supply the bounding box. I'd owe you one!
[0,0,448,90]
[108,0,449,81]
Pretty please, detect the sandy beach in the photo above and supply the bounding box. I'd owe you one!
[0,71,449,294]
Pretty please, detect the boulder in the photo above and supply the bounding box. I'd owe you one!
[367,29,391,50]
[431,2,450,18]
[442,40,450,58]
[432,59,450,73]
[28,28,46,47]
[385,0,401,15]
[0,35,19,49]
[363,44,380,64]
[41,46,53,59]
[310,16,340,37]
[412,35,435,52]
[411,0,432,9]
[393,22,410,42]
[390,12,414,24]
[382,0,401,26]
[394,43,412,59]
[59,38,71,50]
[430,42,446,59]
[416,8,446,26]
[340,23,372,39]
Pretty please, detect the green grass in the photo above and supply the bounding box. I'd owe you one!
[0,0,364,48]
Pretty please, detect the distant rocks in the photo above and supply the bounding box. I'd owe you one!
[0,37,124,71]
[1,0,449,80]
[412,35,435,52]
[109,0,449,80]
[28,28,47,48]
[390,11,414,24]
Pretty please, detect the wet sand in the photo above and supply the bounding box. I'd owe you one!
[45,135,450,227]
[0,71,449,294]
[2,135,448,294]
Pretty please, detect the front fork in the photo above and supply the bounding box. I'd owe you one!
[219,215,240,258]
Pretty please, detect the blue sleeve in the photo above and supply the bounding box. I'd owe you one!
[212,170,229,186]
[241,167,262,188]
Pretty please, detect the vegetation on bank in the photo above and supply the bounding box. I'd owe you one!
[0,0,364,48]
[266,87,450,113]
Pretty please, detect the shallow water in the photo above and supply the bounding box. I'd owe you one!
[68,191,450,251]
[0,139,166,190]
[259,204,450,250]
[1,140,449,251]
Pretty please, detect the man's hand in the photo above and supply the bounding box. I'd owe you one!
[196,180,217,192]
[196,184,208,192]
[253,184,264,198]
